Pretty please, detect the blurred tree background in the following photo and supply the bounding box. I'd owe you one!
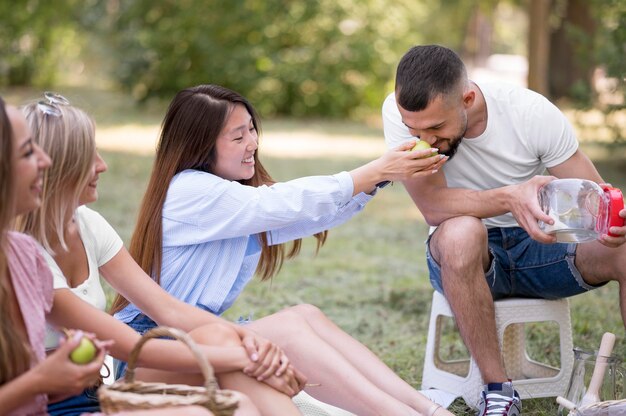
[0,0,624,134]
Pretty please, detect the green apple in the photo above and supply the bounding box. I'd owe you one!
[410,140,437,157]
[70,336,97,364]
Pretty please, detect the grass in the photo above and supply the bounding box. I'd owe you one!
[5,85,626,415]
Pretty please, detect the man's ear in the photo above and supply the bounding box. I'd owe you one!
[462,89,475,109]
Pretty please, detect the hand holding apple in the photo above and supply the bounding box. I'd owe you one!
[70,336,98,364]
[348,140,446,195]
[62,328,98,364]
[28,329,110,399]
[411,140,438,158]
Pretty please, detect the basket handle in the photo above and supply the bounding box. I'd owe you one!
[124,326,219,395]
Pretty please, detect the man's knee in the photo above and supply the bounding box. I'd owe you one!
[430,216,488,264]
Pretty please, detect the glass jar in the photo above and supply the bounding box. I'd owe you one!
[558,348,624,415]
[538,179,624,243]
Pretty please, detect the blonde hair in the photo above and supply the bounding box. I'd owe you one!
[0,98,32,385]
[17,102,95,252]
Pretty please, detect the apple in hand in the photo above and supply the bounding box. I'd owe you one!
[70,336,97,364]
[410,140,437,157]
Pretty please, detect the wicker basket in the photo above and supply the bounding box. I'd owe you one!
[98,326,239,415]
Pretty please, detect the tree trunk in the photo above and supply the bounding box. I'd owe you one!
[528,0,551,97]
[462,5,493,69]
[548,0,597,100]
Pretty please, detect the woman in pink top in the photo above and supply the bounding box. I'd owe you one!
[0,96,215,416]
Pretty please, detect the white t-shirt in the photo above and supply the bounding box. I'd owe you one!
[382,81,579,228]
[43,205,123,349]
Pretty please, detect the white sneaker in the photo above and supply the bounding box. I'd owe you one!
[477,381,521,415]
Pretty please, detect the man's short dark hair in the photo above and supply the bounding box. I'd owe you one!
[395,45,466,112]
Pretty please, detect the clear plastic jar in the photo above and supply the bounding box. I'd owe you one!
[538,179,624,243]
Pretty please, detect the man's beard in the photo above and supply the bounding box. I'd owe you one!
[441,115,467,159]
[441,136,463,159]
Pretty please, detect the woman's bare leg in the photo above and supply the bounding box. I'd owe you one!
[248,305,445,416]
[280,304,452,415]
[116,405,216,415]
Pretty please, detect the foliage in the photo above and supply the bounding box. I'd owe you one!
[1,0,624,123]
[0,1,87,87]
[547,0,625,108]
[592,0,626,107]
[84,0,426,117]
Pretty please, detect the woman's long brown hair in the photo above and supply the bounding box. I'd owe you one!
[110,85,327,314]
[0,97,32,385]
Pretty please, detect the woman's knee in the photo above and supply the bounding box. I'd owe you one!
[289,303,326,321]
[278,303,328,328]
[189,322,241,347]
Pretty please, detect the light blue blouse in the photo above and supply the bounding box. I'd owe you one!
[115,169,373,322]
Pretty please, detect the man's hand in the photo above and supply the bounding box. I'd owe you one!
[598,207,626,248]
[507,176,557,244]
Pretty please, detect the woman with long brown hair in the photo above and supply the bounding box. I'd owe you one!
[113,84,452,416]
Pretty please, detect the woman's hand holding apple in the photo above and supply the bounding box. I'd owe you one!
[375,140,447,182]
[411,139,437,156]
[349,140,448,195]
[31,330,112,399]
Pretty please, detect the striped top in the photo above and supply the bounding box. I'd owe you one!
[115,169,373,321]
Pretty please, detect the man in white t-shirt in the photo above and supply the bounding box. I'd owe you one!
[382,45,626,415]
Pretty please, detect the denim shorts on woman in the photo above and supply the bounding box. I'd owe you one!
[47,386,100,416]
[426,226,605,300]
[113,313,164,380]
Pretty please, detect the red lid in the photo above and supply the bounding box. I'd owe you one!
[602,185,625,237]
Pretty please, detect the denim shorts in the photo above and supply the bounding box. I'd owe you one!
[426,226,605,300]
[47,386,100,416]
[114,314,164,380]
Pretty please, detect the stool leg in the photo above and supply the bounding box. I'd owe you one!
[502,323,526,380]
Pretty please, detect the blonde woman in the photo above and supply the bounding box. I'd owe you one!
[0,97,212,416]
[20,94,305,416]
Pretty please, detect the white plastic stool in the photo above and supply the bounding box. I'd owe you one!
[422,291,574,409]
